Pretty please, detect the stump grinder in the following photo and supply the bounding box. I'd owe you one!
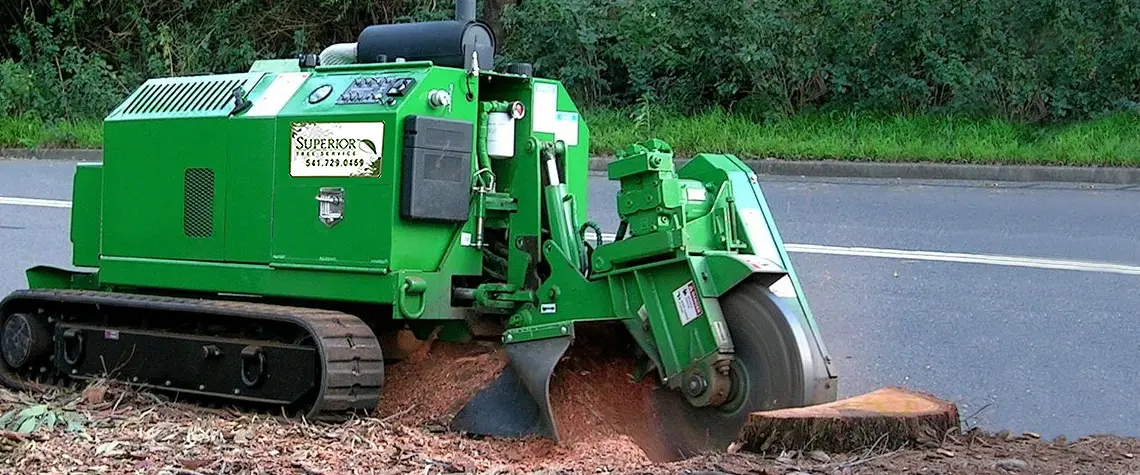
[0,0,837,457]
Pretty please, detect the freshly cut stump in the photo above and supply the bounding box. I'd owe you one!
[738,387,960,454]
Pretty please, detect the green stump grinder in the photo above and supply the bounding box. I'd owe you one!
[0,0,837,457]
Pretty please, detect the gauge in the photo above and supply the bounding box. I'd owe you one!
[308,84,333,104]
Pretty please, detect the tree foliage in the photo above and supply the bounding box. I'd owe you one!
[501,0,1140,122]
[2,0,1138,123]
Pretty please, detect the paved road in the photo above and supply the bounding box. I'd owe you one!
[2,158,1140,442]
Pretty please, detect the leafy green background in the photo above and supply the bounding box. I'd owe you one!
[1,0,1137,160]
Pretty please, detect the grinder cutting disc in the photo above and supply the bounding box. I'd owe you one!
[650,280,821,458]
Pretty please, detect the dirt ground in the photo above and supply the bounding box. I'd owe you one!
[0,336,1138,475]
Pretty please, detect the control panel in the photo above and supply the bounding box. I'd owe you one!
[337,75,417,105]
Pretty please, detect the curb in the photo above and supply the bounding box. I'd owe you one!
[590,156,1140,185]
[0,149,103,161]
[4,149,1139,185]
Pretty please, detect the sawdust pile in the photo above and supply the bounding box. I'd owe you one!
[375,338,509,428]
[373,323,675,469]
[3,380,1140,474]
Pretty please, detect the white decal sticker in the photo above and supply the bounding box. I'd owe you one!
[712,321,730,349]
[533,83,558,133]
[637,304,648,322]
[461,232,472,246]
[770,275,797,298]
[247,72,310,117]
[554,111,580,146]
[685,186,707,202]
[540,303,557,314]
[672,281,703,326]
[290,122,383,177]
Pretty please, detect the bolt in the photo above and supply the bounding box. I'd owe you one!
[234,389,240,395]
[132,376,138,382]
[560,326,568,334]
[428,89,452,108]
[202,345,221,359]
[71,369,78,374]
[687,374,708,397]
[506,334,514,342]
[165,380,171,386]
[199,385,206,390]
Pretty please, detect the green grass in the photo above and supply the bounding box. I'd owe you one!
[586,107,1140,166]
[3,108,1138,166]
[0,115,103,149]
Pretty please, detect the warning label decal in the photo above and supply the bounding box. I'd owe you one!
[673,281,703,326]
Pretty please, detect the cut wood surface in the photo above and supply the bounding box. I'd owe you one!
[738,387,961,454]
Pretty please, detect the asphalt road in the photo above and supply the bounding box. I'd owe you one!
[2,158,1140,442]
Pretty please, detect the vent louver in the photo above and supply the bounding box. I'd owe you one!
[112,72,265,119]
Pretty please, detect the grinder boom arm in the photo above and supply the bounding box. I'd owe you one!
[453,136,838,455]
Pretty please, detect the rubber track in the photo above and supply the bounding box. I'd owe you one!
[0,289,385,420]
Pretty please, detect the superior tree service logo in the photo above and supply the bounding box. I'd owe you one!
[290,122,384,177]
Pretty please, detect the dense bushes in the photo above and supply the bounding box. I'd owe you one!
[2,0,1138,124]
[500,0,1140,122]
[0,0,453,120]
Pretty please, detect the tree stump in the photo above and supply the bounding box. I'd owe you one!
[737,387,960,454]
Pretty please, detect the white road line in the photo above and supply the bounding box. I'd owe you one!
[0,197,71,208]
[586,232,1140,276]
[785,243,1140,276]
[4,197,1137,276]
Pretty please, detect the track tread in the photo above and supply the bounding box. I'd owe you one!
[0,288,384,420]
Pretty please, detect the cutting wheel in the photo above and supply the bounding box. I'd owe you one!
[651,279,820,458]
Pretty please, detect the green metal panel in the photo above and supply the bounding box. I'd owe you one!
[222,115,276,264]
[100,117,230,262]
[97,256,395,304]
[217,70,297,264]
[98,72,267,267]
[260,64,484,276]
[70,163,102,268]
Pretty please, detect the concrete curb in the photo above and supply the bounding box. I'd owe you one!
[4,148,1139,185]
[0,149,103,161]
[590,156,1140,185]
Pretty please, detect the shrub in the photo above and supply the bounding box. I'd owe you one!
[2,0,1137,123]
